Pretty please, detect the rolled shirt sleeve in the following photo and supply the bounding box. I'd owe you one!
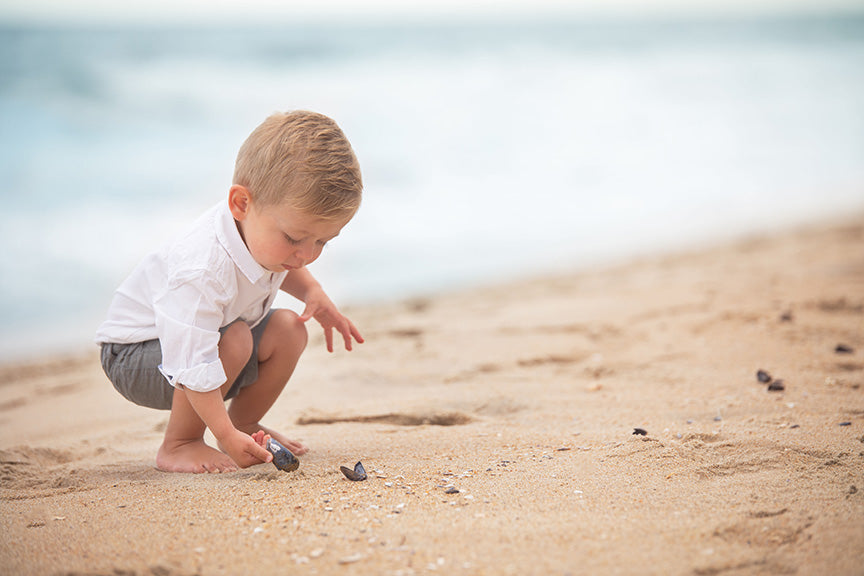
[154,274,229,393]
[95,202,286,394]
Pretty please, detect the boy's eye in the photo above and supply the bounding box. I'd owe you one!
[285,235,300,245]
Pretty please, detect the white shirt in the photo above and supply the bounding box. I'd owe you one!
[95,201,288,393]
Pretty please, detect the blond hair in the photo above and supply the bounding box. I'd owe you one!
[233,110,362,220]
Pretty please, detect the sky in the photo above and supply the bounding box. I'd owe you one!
[1,0,862,25]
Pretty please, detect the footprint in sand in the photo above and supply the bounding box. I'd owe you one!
[296,410,474,427]
[0,446,94,500]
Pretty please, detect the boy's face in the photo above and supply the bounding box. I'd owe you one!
[229,186,349,273]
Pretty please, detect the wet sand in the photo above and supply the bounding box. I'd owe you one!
[1,216,863,575]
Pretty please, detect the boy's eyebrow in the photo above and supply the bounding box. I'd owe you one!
[283,226,341,242]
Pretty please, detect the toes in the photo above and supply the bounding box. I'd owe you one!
[288,442,307,455]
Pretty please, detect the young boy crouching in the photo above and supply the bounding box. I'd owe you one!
[96,110,364,473]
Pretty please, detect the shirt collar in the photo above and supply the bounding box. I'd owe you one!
[214,201,269,284]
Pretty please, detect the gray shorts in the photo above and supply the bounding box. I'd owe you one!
[100,311,274,410]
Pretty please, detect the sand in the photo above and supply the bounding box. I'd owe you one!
[1,217,863,576]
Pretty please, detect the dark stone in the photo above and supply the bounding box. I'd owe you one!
[266,438,299,472]
[757,370,772,383]
[767,379,785,392]
[633,428,648,436]
[835,344,854,354]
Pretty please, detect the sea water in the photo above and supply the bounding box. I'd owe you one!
[1,11,863,358]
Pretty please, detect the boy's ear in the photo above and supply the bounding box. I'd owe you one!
[228,185,252,221]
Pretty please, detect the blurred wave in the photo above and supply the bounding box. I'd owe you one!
[1,11,863,357]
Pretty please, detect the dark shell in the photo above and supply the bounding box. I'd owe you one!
[835,344,854,354]
[633,427,648,436]
[756,369,772,383]
[444,487,460,494]
[767,379,785,392]
[340,461,367,481]
[266,438,299,472]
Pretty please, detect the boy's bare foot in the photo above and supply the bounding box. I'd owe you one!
[156,439,238,473]
[234,422,308,455]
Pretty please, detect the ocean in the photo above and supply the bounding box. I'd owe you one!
[1,11,863,359]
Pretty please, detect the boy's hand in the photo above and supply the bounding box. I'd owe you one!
[219,428,273,469]
[299,286,364,352]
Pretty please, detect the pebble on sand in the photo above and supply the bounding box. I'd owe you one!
[266,438,300,473]
[633,428,648,436]
[835,344,854,354]
[767,380,785,392]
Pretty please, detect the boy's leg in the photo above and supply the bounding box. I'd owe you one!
[227,309,309,454]
[156,322,254,473]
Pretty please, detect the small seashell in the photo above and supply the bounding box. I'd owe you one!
[266,438,299,472]
[633,428,648,436]
[338,554,363,564]
[767,380,785,392]
[756,370,772,383]
[835,344,854,354]
[444,487,460,494]
[340,461,367,481]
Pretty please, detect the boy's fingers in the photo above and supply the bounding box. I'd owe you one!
[299,306,313,322]
[256,444,272,462]
[350,322,364,344]
[325,327,334,353]
[243,436,272,463]
[342,324,355,351]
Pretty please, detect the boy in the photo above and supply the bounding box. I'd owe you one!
[96,110,364,473]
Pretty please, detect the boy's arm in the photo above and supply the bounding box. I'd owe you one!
[280,269,364,352]
[280,266,321,302]
[181,385,273,468]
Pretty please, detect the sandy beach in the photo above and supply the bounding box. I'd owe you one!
[1,216,862,576]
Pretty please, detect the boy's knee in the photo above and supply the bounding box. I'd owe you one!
[219,321,254,367]
[268,309,308,351]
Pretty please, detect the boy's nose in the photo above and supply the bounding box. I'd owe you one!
[297,243,315,264]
